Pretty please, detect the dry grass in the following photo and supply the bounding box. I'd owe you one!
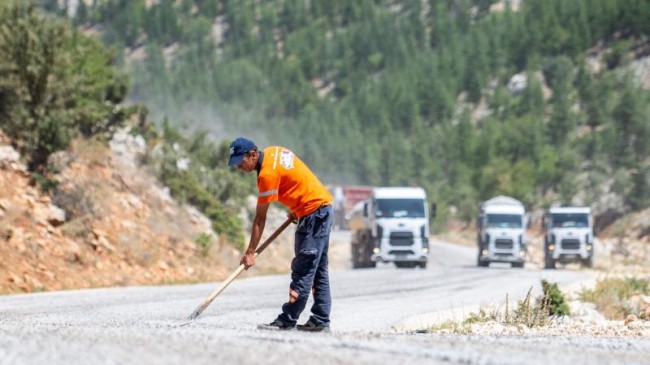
[75,138,110,167]
[428,284,562,334]
[52,186,95,221]
[59,216,94,240]
[579,277,649,320]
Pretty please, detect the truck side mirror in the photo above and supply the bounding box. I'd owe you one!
[430,203,437,218]
[363,202,368,218]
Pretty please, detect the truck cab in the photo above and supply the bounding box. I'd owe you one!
[476,196,527,268]
[543,206,594,269]
[349,187,432,269]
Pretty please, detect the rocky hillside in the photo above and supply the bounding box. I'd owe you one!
[0,129,293,294]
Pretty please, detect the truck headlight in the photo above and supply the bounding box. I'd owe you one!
[586,245,592,251]
[373,247,380,254]
[422,248,429,254]
[548,244,555,251]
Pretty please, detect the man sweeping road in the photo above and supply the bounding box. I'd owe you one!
[228,137,334,332]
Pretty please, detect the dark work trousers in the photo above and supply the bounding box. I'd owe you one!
[277,205,333,327]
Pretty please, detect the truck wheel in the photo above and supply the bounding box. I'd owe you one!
[477,251,489,267]
[358,234,377,269]
[418,262,427,269]
[511,262,524,268]
[351,244,361,269]
[544,254,555,269]
[582,256,593,268]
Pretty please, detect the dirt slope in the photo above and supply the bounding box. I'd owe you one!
[0,129,293,294]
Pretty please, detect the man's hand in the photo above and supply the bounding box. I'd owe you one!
[240,203,269,270]
[240,251,256,269]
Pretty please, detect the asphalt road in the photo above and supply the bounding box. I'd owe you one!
[1,231,649,365]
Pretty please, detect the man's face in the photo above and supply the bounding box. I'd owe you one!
[236,150,257,173]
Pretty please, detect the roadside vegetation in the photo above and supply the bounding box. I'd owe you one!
[429,277,650,335]
[0,2,249,247]
[0,1,131,173]
[137,119,254,248]
[579,277,650,320]
[428,279,571,334]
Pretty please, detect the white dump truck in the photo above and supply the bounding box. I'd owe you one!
[542,206,594,269]
[348,187,434,269]
[476,196,527,268]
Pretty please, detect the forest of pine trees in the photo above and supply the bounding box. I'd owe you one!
[23,0,650,231]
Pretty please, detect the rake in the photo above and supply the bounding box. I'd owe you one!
[180,217,293,326]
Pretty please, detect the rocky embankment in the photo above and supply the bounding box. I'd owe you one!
[436,293,650,338]
[0,129,293,294]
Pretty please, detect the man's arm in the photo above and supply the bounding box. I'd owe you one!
[241,202,270,269]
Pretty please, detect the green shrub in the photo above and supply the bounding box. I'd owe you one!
[0,1,129,172]
[539,279,570,316]
[159,157,246,249]
[205,205,245,252]
[32,172,60,193]
[194,232,213,257]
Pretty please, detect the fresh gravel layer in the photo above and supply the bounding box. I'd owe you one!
[446,318,650,338]
[1,321,649,365]
[1,237,649,365]
[393,333,650,365]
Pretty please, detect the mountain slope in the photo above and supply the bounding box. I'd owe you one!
[0,128,292,294]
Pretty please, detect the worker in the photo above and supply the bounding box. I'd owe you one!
[228,137,333,332]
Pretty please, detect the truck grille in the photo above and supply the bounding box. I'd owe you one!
[389,231,414,246]
[389,250,415,256]
[495,239,514,249]
[561,239,580,250]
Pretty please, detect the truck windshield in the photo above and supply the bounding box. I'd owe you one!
[486,214,522,228]
[376,199,425,218]
[551,213,589,228]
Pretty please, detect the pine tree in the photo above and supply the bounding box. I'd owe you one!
[0,2,128,171]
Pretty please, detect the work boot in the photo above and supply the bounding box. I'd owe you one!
[257,319,294,331]
[296,319,330,333]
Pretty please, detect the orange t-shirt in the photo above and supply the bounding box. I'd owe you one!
[257,146,333,218]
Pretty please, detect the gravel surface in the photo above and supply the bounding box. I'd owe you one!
[1,232,649,365]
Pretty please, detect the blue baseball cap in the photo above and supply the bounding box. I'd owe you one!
[228,137,256,166]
